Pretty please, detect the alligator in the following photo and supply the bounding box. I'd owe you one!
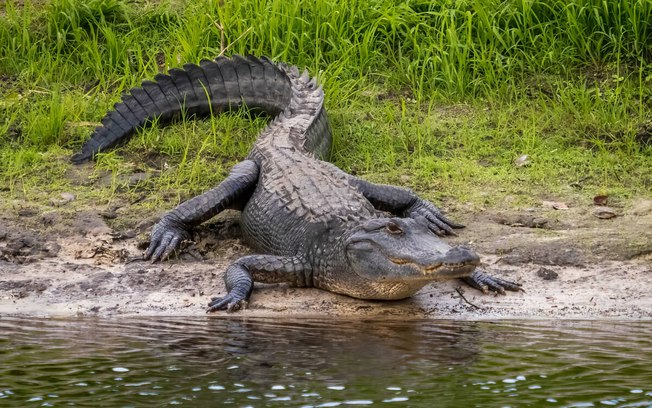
[73,55,521,312]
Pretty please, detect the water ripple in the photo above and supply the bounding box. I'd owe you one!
[0,317,651,407]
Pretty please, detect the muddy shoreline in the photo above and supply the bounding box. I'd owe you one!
[1,196,651,319]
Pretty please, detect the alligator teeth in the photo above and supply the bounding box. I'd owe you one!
[423,264,443,273]
[389,257,445,274]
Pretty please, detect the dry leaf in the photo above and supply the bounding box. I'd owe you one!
[593,206,617,219]
[542,200,569,210]
[593,195,608,206]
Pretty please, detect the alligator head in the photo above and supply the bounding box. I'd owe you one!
[344,216,480,283]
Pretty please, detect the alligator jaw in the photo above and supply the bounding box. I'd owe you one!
[389,256,480,279]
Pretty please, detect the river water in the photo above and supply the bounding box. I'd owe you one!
[0,317,650,407]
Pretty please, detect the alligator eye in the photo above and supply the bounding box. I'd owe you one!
[386,221,403,235]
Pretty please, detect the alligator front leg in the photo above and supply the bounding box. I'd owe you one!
[350,178,464,236]
[146,160,259,261]
[461,269,523,294]
[207,255,311,312]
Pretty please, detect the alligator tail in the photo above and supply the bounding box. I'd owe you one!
[71,55,296,164]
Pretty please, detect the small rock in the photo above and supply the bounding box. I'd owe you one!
[493,213,553,229]
[51,192,76,207]
[39,212,60,226]
[537,267,559,281]
[100,209,118,219]
[72,211,113,236]
[530,217,549,227]
[43,242,61,257]
[17,208,38,217]
[514,154,530,167]
[128,172,151,185]
[593,206,617,219]
[61,192,76,202]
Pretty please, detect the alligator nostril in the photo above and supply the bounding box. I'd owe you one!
[445,246,481,264]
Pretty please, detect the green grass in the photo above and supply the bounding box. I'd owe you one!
[0,0,650,211]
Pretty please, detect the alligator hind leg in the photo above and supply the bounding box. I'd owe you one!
[207,255,311,312]
[461,270,523,294]
[349,178,464,236]
[146,160,259,262]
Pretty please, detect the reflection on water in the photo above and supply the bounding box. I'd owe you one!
[0,317,651,407]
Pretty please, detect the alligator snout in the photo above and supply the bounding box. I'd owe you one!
[441,246,481,266]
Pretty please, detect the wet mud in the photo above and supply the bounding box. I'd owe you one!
[1,196,651,319]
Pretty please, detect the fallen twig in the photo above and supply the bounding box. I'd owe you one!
[455,287,481,310]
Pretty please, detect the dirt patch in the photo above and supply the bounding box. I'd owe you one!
[1,196,651,319]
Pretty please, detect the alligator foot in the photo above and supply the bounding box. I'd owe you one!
[145,215,190,262]
[406,198,465,236]
[461,270,523,294]
[207,295,248,313]
[207,261,254,313]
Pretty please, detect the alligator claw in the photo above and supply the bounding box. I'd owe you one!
[407,199,464,236]
[144,217,190,262]
[207,295,248,313]
[461,270,522,294]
